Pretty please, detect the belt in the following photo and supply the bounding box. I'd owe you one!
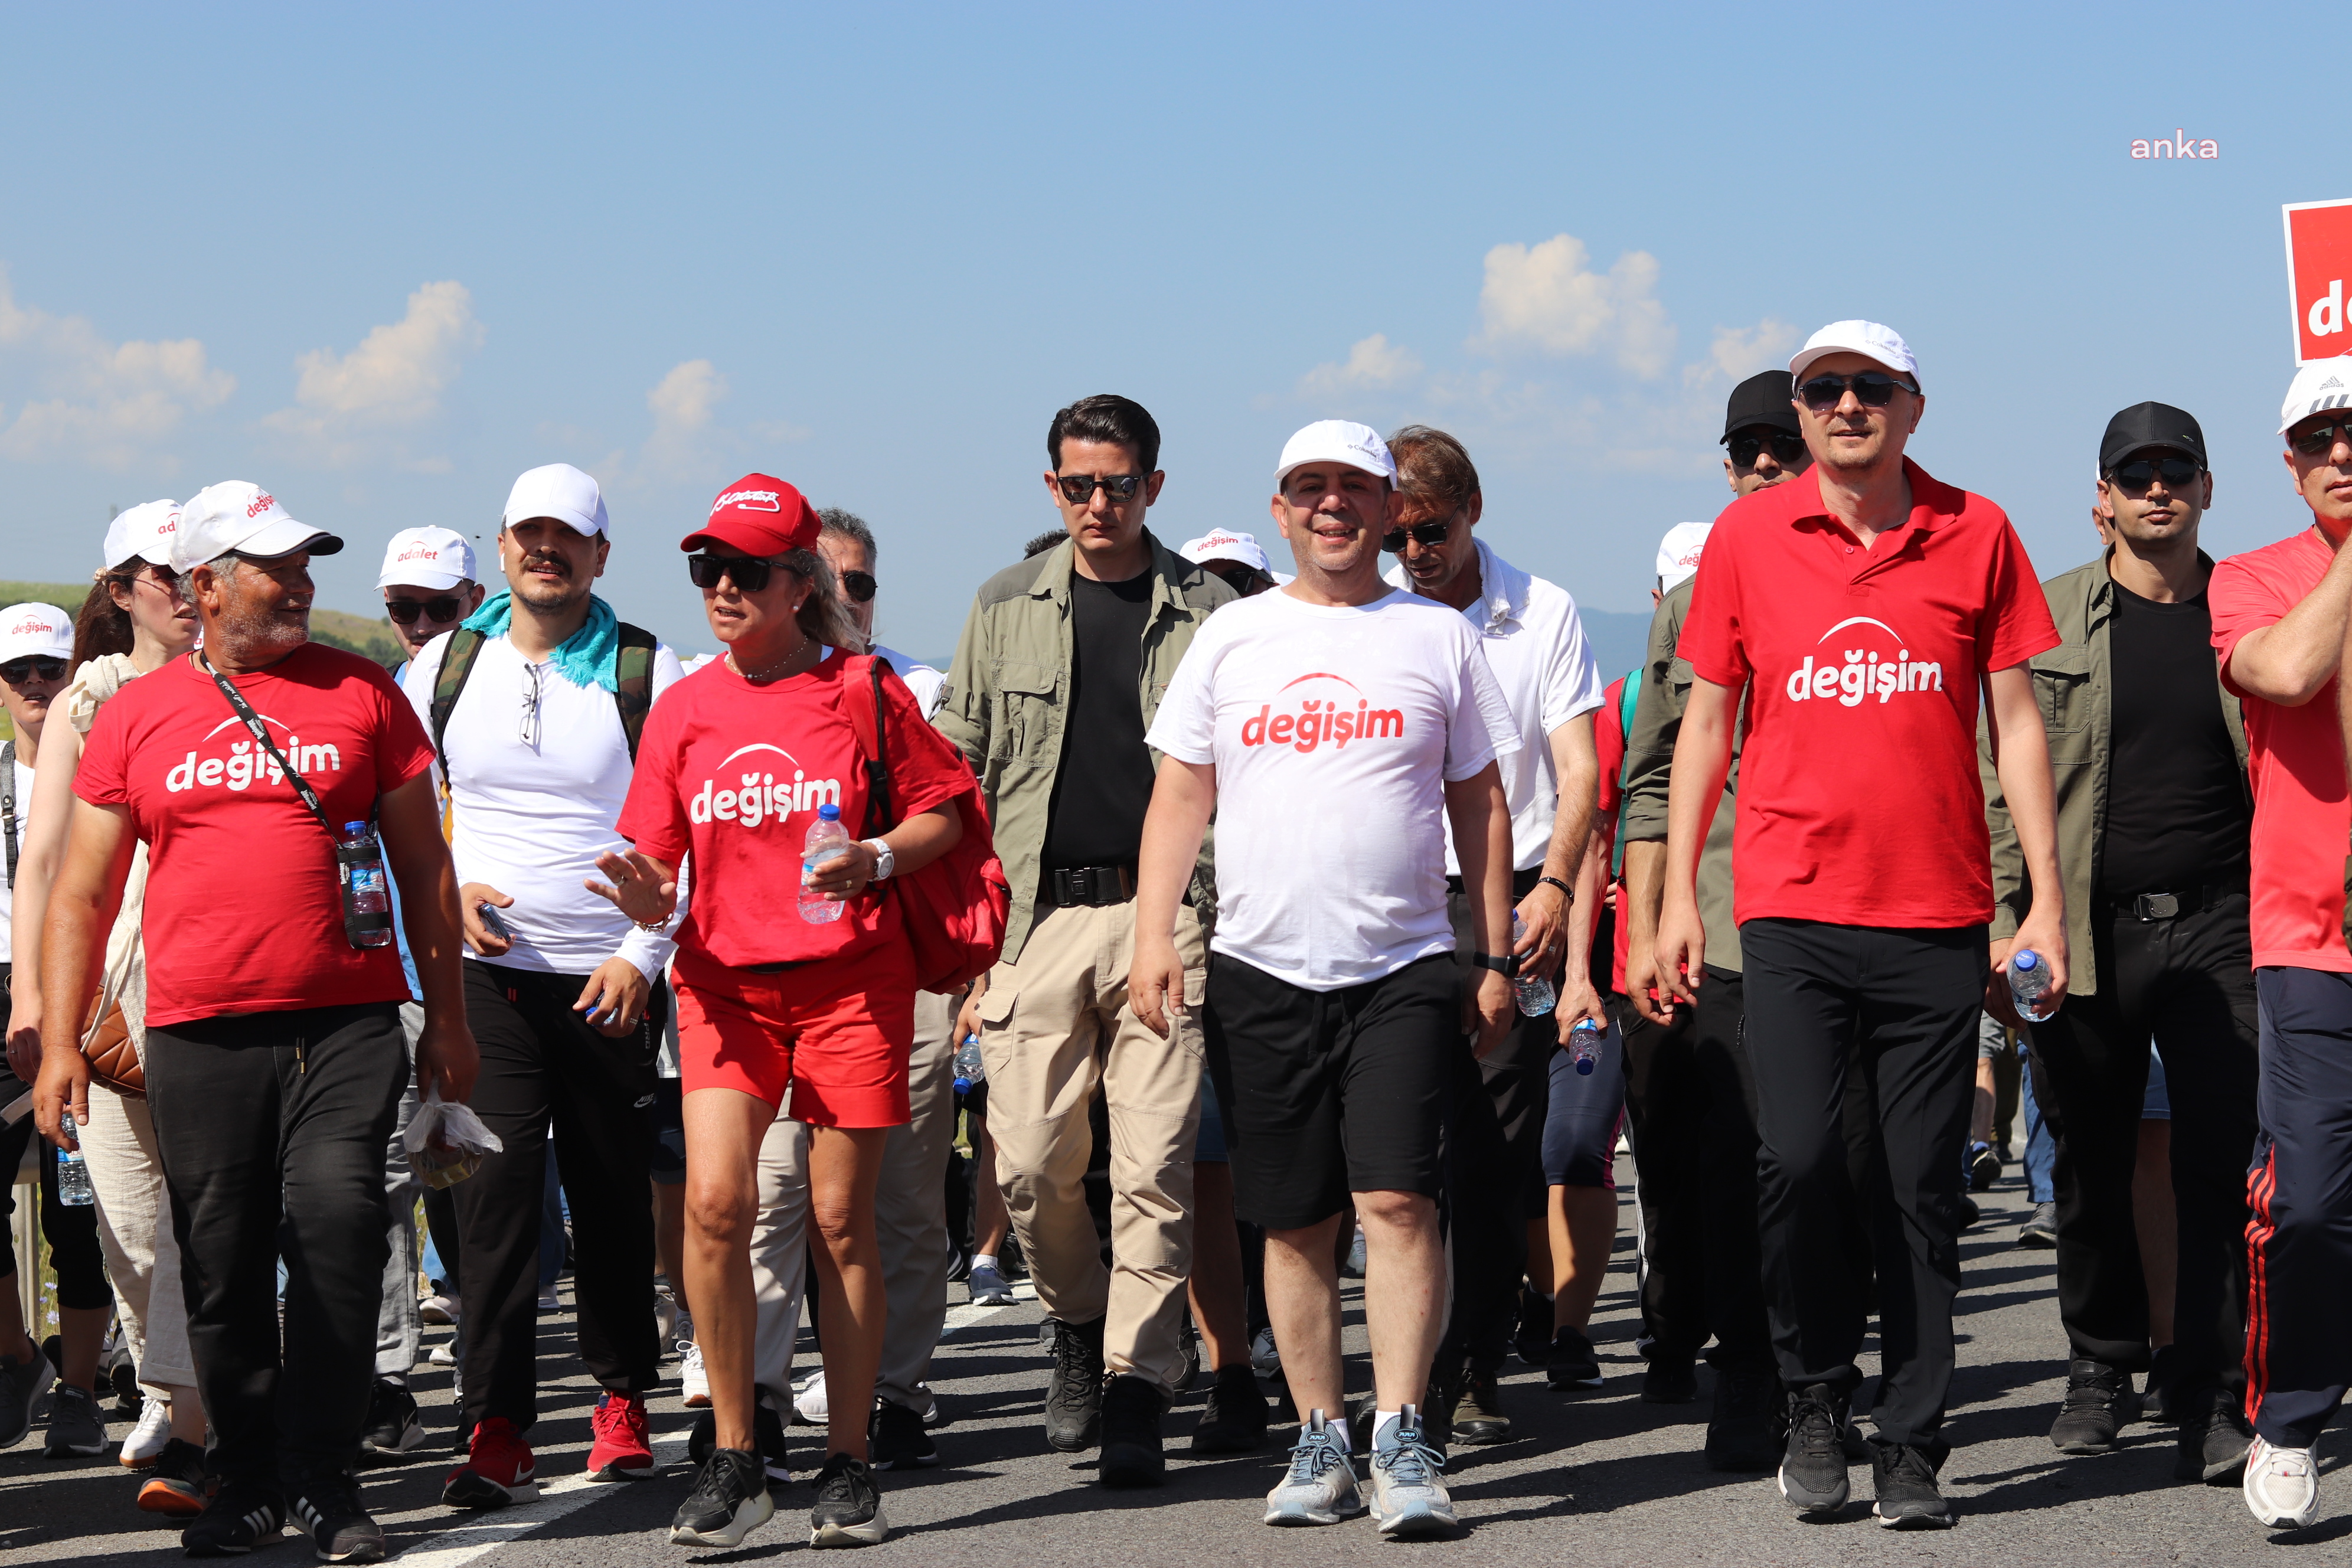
[2106,885,2241,922]
[1047,864,1136,909]
[743,959,816,974]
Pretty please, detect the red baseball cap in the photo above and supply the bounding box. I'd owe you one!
[681,473,821,556]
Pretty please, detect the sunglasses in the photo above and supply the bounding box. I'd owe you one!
[1727,431,1809,468]
[2107,455,2203,489]
[840,570,876,603]
[1056,473,1145,504]
[1797,372,1920,411]
[384,594,467,626]
[688,553,795,593]
[1380,520,1454,553]
[0,656,67,684]
[2289,418,2352,458]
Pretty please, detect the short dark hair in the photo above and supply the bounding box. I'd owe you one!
[1022,528,1066,559]
[818,506,877,561]
[1388,425,1481,518]
[1048,394,1160,476]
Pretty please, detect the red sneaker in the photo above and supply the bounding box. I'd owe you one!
[442,1416,537,1510]
[587,1392,654,1482]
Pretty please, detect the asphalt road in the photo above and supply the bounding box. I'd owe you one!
[4,1159,2343,1568]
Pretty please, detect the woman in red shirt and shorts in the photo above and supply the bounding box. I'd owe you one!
[593,475,968,1550]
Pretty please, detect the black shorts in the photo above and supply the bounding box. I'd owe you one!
[1203,950,1462,1231]
[645,1076,685,1185]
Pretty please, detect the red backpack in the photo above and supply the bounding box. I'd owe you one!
[841,654,1010,993]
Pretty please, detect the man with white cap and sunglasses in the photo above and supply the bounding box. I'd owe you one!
[380,526,487,669]
[1181,530,1285,597]
[1657,324,2067,1528]
[2208,354,2352,1531]
[35,481,478,1560]
[1131,419,1518,1537]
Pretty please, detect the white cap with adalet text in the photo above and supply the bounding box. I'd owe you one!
[2279,355,2352,436]
[378,526,479,590]
[1275,420,1398,490]
[102,499,181,571]
[171,482,343,574]
[0,603,74,664]
[1655,521,1713,593]
[1789,321,1919,387]
[502,463,608,536]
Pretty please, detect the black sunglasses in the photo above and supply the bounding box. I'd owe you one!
[384,594,466,626]
[2289,418,2352,458]
[840,570,876,603]
[1380,520,1453,553]
[0,656,66,684]
[2107,455,2203,489]
[688,553,795,593]
[1727,431,1809,468]
[1797,372,1920,411]
[1056,473,1144,504]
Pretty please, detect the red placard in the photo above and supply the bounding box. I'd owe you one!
[2285,200,2352,365]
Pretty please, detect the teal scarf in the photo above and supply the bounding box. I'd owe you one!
[462,592,620,692]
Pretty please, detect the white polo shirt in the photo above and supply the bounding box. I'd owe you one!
[871,643,946,719]
[1387,538,1603,873]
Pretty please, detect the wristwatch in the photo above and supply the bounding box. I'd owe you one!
[1472,951,1520,978]
[863,838,896,881]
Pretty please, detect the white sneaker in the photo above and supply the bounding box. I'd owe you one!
[2244,1436,2320,1529]
[1366,1406,1456,1538]
[428,1342,456,1367]
[119,1396,172,1468]
[537,1285,561,1312]
[681,1341,709,1408]
[420,1293,458,1327]
[913,1382,944,1428]
[792,1369,831,1425]
[1264,1410,1363,1526]
[654,1293,680,1346]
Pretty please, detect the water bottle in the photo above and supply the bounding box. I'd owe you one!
[341,822,393,948]
[953,1034,985,1095]
[1510,911,1556,1017]
[2008,948,2053,1023]
[1568,1018,1603,1076]
[799,803,852,924]
[57,1110,96,1207]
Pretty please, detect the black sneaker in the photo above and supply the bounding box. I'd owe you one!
[358,1379,425,1462]
[2142,1346,2180,1425]
[2049,1358,2136,1454]
[1642,1355,1698,1405]
[141,1438,215,1517]
[1044,1316,1106,1452]
[1777,1384,1851,1514]
[1869,1440,1953,1529]
[1097,1375,1168,1488]
[182,1481,286,1557]
[1191,1364,1270,1454]
[2018,1201,2059,1247]
[1704,1368,1783,1472]
[288,1474,387,1563]
[1967,1141,2001,1193]
[669,1448,773,1548]
[1451,1371,1510,1446]
[1176,1317,1201,1393]
[868,1399,936,1471]
[1513,1286,1554,1366]
[2173,1381,2254,1484]
[1416,1363,1458,1453]
[808,1451,889,1547]
[43,1381,109,1457]
[688,1403,792,1481]
[1546,1325,1603,1392]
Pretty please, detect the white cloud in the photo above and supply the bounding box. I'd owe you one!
[263,281,484,466]
[1472,234,1677,378]
[0,272,236,468]
[1297,334,1423,400]
[1692,318,1800,388]
[644,358,727,474]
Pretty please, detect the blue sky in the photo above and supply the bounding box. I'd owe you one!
[0,4,2322,664]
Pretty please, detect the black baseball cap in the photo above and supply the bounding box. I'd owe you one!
[1721,370,1801,442]
[2099,401,2206,473]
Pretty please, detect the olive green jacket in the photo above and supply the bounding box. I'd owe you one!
[1982,552,2249,997]
[1620,576,1744,973]
[935,532,1235,963]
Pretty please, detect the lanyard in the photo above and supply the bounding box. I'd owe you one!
[200,656,339,841]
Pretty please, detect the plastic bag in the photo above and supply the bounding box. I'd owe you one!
[404,1087,503,1188]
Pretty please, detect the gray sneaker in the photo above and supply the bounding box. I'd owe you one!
[966,1263,1015,1307]
[1263,1410,1363,1526]
[1,1351,57,1449]
[44,1383,109,1458]
[1366,1405,1456,1538]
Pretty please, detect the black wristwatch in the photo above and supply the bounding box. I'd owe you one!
[1472,951,1520,978]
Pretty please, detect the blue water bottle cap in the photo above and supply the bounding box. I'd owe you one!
[2014,949,2039,972]
[345,821,368,834]
[819,803,841,821]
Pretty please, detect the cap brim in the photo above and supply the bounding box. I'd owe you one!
[235,519,343,560]
[1274,456,1394,491]
[1788,345,1913,386]
[507,508,605,537]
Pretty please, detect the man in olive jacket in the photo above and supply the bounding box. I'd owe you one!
[1984,401,2258,1484]
[936,395,1234,1487]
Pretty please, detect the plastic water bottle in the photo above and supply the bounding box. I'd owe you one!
[2008,949,2053,1023]
[800,803,852,924]
[341,822,393,948]
[1568,1019,1603,1076]
[953,1034,985,1095]
[1510,911,1556,1017]
[57,1110,96,1206]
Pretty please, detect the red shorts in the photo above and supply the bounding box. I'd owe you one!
[671,942,915,1127]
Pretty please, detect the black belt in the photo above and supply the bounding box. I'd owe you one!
[1047,864,1136,909]
[2105,885,2241,922]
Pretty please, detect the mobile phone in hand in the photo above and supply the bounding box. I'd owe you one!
[478,902,512,942]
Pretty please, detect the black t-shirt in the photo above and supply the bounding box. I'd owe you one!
[2098,579,2250,898]
[1041,570,1157,877]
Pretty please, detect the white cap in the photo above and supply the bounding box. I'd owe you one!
[0,603,74,664]
[378,526,478,590]
[1655,521,1713,593]
[502,463,608,535]
[1275,420,1397,490]
[2279,354,2352,435]
[171,482,342,573]
[1789,320,1919,387]
[101,499,181,570]
[1180,530,1274,575]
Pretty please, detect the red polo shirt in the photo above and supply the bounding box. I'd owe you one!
[1678,458,2057,929]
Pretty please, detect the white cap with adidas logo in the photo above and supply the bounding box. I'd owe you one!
[2281,354,2352,435]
